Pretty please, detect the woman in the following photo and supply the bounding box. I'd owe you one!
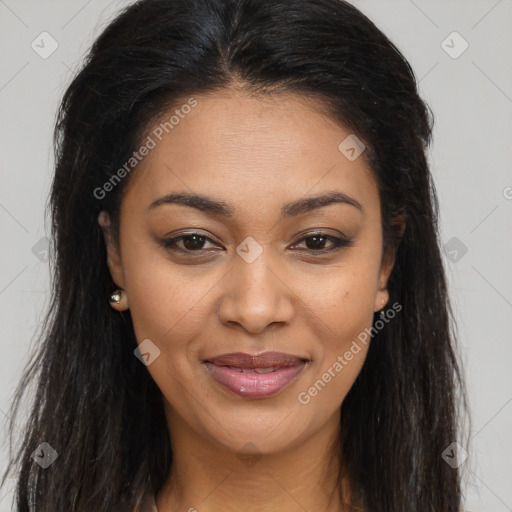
[1,0,468,510]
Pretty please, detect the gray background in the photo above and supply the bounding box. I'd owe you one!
[1,1,511,510]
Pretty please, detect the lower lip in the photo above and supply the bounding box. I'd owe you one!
[203,361,308,398]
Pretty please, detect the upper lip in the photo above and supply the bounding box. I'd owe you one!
[204,351,309,369]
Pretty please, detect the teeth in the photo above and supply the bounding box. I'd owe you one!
[226,365,244,372]
[224,365,278,373]
[254,367,277,373]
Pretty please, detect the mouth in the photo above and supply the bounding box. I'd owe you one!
[202,351,310,399]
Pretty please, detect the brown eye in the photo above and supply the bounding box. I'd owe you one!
[160,231,352,257]
[162,233,220,253]
[292,232,353,254]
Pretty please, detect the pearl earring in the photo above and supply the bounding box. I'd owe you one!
[109,288,127,310]
[109,289,121,304]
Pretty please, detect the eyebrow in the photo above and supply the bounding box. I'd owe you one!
[147,190,363,217]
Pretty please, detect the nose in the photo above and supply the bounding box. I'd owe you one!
[217,251,295,334]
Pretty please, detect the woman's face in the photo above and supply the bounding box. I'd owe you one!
[101,89,395,455]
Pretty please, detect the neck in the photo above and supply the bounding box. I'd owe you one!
[155,404,352,512]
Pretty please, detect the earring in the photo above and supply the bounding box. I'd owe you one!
[109,289,122,305]
[379,298,386,319]
[109,288,128,310]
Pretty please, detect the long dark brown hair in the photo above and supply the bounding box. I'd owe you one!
[1,0,469,510]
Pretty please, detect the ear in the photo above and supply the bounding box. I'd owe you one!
[374,214,405,312]
[98,210,126,290]
[374,256,394,312]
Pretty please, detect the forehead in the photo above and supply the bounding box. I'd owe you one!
[123,90,378,216]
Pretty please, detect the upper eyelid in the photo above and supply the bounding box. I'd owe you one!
[171,230,222,246]
[167,230,349,248]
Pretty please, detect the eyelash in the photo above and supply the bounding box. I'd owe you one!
[160,231,353,256]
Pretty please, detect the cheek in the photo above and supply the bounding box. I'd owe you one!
[121,241,214,353]
[295,278,375,414]
[292,262,378,401]
[295,264,378,338]
[124,244,379,345]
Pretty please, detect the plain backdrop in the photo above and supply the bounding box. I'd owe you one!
[0,1,511,511]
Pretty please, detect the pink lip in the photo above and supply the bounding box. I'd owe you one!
[203,351,309,398]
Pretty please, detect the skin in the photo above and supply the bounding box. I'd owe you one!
[99,87,399,512]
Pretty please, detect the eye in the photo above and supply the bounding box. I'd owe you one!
[161,232,221,254]
[291,232,353,254]
[160,230,353,256]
